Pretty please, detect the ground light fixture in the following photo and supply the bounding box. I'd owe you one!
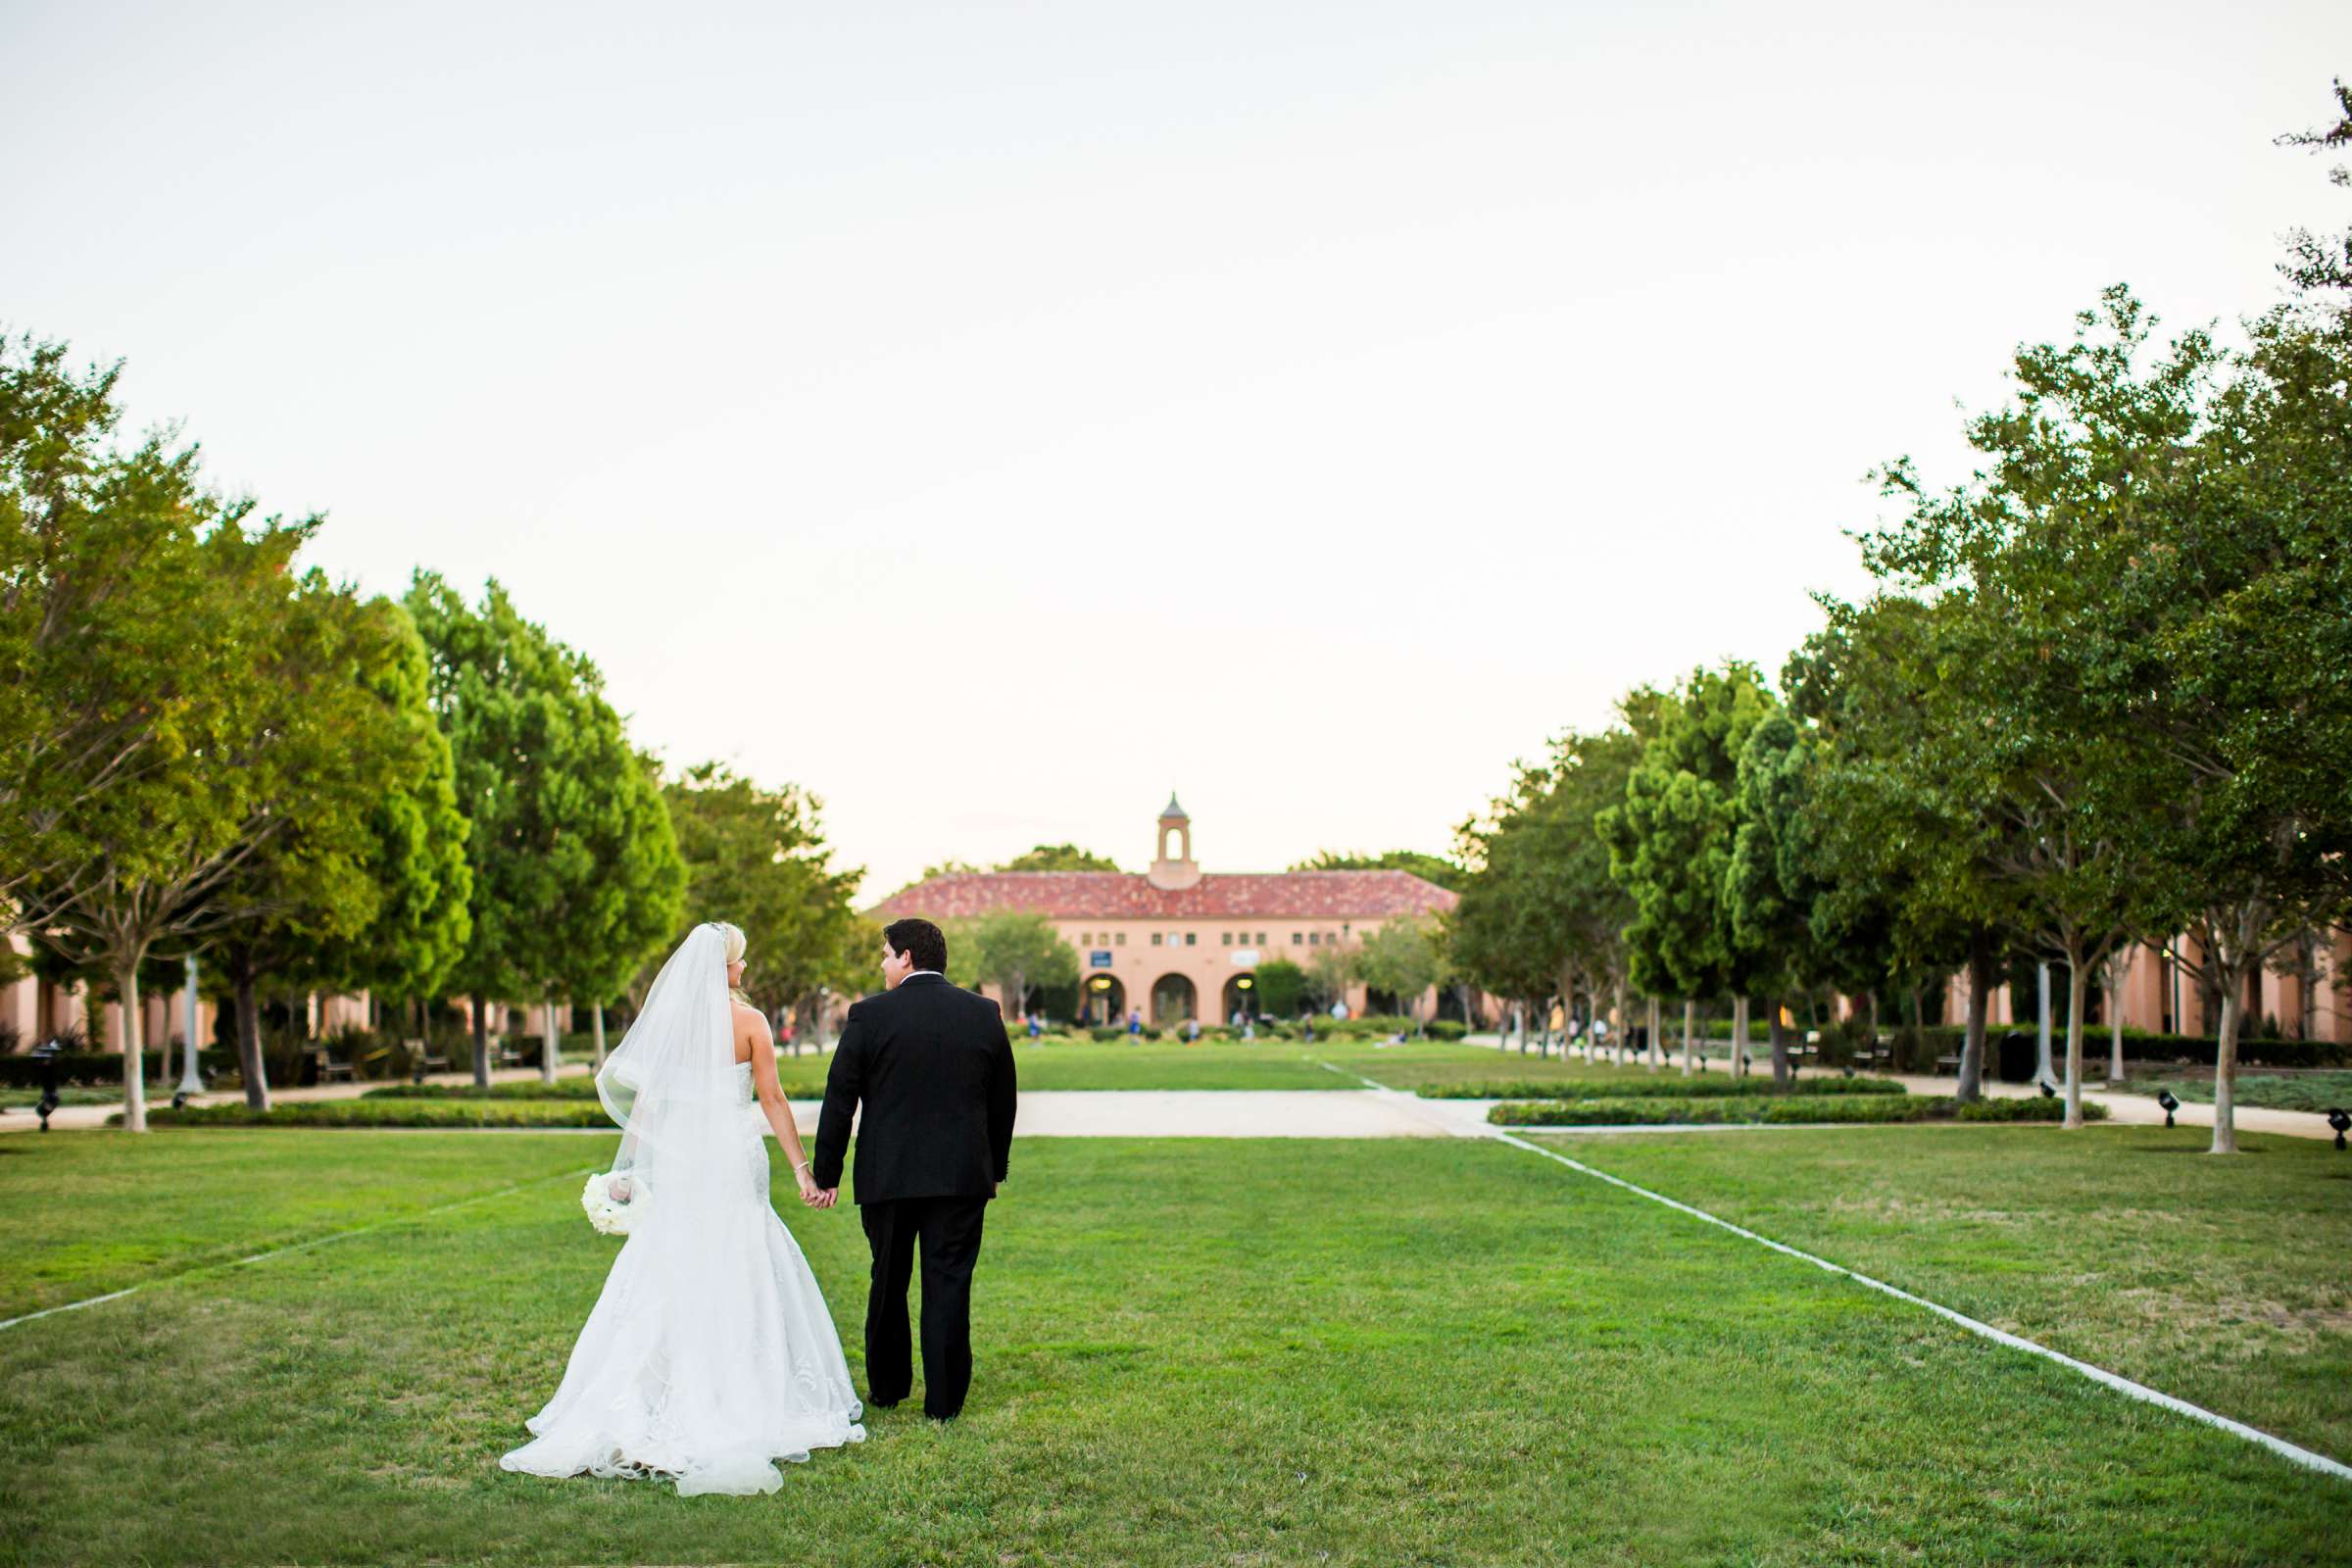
[2328,1107,2349,1152]
[2039,1080,2056,1099]
[2158,1089,2180,1128]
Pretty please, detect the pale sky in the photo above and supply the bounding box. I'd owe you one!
[7,1,2346,898]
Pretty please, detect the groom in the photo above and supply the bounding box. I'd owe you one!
[811,916,1018,1422]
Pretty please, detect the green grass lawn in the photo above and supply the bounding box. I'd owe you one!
[0,1128,2343,1565]
[1523,1124,2352,1462]
[2117,1070,2352,1115]
[338,1038,1665,1096]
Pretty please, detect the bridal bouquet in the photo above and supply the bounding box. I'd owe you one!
[581,1170,652,1236]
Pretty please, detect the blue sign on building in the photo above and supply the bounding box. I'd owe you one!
[1089,950,1114,968]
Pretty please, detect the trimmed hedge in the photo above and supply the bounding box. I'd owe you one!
[1489,1094,2100,1127]
[134,1099,618,1129]
[366,1079,602,1102]
[0,1048,241,1089]
[1419,1075,1908,1101]
[1889,1025,2345,1071]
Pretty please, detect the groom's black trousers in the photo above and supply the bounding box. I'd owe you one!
[859,1195,987,1419]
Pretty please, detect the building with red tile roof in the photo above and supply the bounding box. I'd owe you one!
[869,797,1458,1025]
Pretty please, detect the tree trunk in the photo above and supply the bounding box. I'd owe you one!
[2062,956,2088,1131]
[1730,997,1748,1082]
[1767,1003,1790,1087]
[1958,933,1992,1104]
[591,1003,607,1069]
[471,998,490,1089]
[115,957,148,1133]
[232,965,270,1111]
[541,1000,561,1084]
[1646,996,1661,1070]
[1682,999,1695,1076]
[2298,930,2320,1041]
[2106,956,2127,1085]
[1610,976,1628,1066]
[2211,980,2243,1154]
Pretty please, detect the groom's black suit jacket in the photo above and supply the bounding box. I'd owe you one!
[811,974,1017,1203]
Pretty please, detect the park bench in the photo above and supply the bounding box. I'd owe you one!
[314,1045,357,1083]
[406,1038,450,1083]
[495,1039,527,1069]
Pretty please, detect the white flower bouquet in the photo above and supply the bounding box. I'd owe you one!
[581,1169,652,1236]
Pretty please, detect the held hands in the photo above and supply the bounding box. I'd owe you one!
[806,1187,839,1210]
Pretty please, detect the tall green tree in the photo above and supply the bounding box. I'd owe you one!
[2115,297,2352,1150]
[405,574,685,1085]
[1725,710,1829,1086]
[998,844,1120,872]
[205,595,472,1107]
[1599,664,1777,1078]
[1250,955,1305,1017]
[2277,77,2352,295]
[664,761,862,1041]
[1291,849,1465,891]
[964,909,1078,1017]
[1354,915,1442,1034]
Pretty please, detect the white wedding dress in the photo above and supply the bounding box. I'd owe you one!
[501,927,864,1495]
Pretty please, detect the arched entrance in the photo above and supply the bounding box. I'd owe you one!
[1151,972,1197,1026]
[1082,974,1126,1027]
[1221,972,1258,1023]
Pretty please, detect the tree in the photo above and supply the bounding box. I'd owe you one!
[405,574,685,1085]
[1725,710,1828,1086]
[1251,956,1305,1016]
[918,859,984,882]
[1290,849,1465,891]
[205,596,472,1108]
[1453,710,1649,1058]
[1599,664,1776,1079]
[2115,297,2352,1150]
[665,761,862,1040]
[965,909,1078,1018]
[1302,944,1355,1013]
[0,334,151,937]
[2277,78,2352,296]
[23,490,381,1130]
[998,844,1119,872]
[1354,915,1442,1034]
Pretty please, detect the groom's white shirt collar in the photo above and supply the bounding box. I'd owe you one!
[905,970,943,981]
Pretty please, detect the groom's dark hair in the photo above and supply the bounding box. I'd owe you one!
[884,917,948,974]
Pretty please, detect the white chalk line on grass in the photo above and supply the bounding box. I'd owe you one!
[0,1165,595,1334]
[1319,1059,2352,1485]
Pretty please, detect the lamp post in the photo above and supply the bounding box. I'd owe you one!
[2157,1089,2180,1128]
[2035,959,2053,1088]
[2327,1107,2348,1152]
[173,956,204,1108]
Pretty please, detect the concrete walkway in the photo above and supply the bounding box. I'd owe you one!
[9,1048,2337,1141]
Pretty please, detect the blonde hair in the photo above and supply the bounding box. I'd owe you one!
[710,921,751,1005]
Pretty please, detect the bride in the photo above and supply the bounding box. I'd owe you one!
[500,921,865,1495]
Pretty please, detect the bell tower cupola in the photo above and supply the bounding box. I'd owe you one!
[1147,792,1201,891]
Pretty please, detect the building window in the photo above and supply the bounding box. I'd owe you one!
[1221,932,1232,946]
[1185,933,1197,946]
[1292,932,1303,946]
[1151,933,1162,946]
[1116,932,1126,946]
[1257,932,1268,946]
[1308,932,1321,946]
